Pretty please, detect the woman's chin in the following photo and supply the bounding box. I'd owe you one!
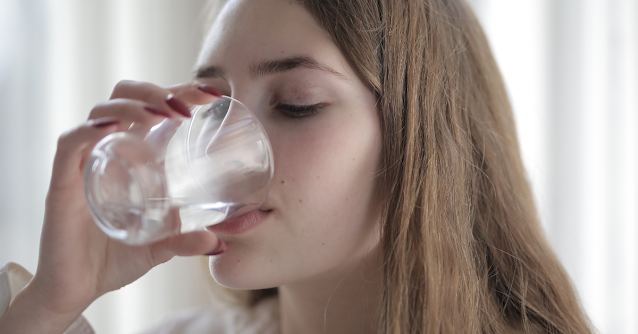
[208,254,281,290]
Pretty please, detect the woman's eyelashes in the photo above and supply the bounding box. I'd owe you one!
[201,98,230,120]
[274,102,328,117]
[199,100,327,120]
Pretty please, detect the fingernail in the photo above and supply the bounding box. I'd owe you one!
[205,239,227,256]
[197,84,223,98]
[144,104,171,117]
[165,94,192,118]
[92,118,120,128]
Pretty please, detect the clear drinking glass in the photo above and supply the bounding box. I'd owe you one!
[83,96,273,245]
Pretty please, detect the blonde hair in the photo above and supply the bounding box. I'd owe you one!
[210,0,595,332]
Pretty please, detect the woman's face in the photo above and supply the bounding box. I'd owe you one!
[196,0,382,289]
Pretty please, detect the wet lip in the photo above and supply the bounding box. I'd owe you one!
[206,210,270,235]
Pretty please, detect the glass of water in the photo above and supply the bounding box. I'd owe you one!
[83,96,273,245]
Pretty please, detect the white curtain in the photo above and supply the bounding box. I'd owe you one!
[0,1,216,333]
[467,0,638,333]
[0,0,636,333]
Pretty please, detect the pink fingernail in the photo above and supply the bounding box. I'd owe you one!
[144,104,171,117]
[165,94,192,118]
[205,239,227,256]
[92,118,120,128]
[197,85,223,98]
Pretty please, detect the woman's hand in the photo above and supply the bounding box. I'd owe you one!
[0,81,223,334]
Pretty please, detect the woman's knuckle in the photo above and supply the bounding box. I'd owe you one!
[114,79,134,89]
[111,80,137,98]
[93,100,110,110]
[56,129,75,149]
[88,101,110,119]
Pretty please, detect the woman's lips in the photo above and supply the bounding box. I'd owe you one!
[206,210,270,235]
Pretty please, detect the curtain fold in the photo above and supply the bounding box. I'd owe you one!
[0,0,635,333]
[469,0,638,332]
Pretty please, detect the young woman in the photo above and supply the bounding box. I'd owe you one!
[0,0,594,333]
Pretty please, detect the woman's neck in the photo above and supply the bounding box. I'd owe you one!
[278,246,383,334]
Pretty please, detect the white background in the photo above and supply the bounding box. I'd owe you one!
[0,0,636,333]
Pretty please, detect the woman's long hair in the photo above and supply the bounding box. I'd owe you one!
[210,0,594,332]
[295,0,594,333]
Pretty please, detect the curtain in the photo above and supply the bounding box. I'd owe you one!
[468,0,638,332]
[0,0,635,333]
[0,1,216,333]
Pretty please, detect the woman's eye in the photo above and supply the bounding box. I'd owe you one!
[275,103,326,117]
[202,99,230,120]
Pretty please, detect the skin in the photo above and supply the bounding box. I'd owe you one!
[198,0,384,332]
[0,81,225,334]
[199,0,382,288]
[0,0,384,333]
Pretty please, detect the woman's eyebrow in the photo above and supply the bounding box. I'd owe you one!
[193,56,349,82]
[194,65,225,80]
[249,56,348,81]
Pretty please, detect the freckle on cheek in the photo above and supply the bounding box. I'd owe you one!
[281,180,285,184]
[237,260,240,263]
[299,199,302,203]
[322,243,325,246]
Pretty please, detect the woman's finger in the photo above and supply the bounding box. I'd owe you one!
[167,82,222,106]
[54,98,175,190]
[50,117,121,189]
[88,98,172,126]
[109,80,191,118]
[109,80,222,117]
[147,230,225,266]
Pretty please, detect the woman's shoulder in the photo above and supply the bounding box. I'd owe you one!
[136,296,280,334]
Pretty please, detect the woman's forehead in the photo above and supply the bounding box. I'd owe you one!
[201,1,316,55]
[197,0,350,81]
